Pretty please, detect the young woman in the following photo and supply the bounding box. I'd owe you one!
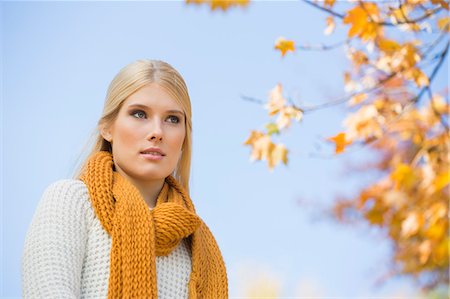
[21,59,228,299]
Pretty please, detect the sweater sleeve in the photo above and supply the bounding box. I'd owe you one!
[21,179,91,299]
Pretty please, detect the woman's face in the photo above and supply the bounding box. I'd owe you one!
[101,83,186,183]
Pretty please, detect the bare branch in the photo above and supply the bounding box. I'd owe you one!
[426,86,449,132]
[296,39,350,51]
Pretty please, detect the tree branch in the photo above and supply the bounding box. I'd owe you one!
[302,0,443,27]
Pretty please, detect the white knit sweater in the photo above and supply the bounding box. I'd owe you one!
[21,179,192,299]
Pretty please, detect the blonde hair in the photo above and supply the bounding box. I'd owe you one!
[72,59,193,194]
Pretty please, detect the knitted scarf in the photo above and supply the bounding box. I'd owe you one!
[78,151,228,299]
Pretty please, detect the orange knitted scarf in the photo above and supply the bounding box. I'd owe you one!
[78,151,228,299]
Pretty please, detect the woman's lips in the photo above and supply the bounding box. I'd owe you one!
[140,152,164,161]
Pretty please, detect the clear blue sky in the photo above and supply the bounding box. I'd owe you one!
[2,1,434,298]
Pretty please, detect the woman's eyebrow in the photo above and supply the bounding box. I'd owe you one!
[127,103,184,116]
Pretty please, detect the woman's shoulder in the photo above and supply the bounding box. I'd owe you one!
[40,179,90,204]
[35,178,94,225]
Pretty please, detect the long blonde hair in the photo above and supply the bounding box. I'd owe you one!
[72,59,193,193]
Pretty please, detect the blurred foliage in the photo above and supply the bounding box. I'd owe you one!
[186,0,449,295]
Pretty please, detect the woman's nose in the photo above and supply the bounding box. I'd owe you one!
[146,119,163,141]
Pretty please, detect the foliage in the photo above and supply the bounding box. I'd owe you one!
[186,0,449,293]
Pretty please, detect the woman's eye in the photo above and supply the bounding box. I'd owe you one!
[131,110,146,119]
[131,110,179,124]
[167,115,180,124]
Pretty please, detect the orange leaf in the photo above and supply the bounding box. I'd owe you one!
[437,16,450,31]
[324,0,336,8]
[327,132,352,154]
[274,37,295,57]
[343,3,381,41]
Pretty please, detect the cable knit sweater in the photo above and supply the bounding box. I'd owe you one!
[21,179,192,299]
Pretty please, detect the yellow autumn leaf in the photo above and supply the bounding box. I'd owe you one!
[437,16,450,31]
[404,67,429,88]
[327,132,352,154]
[243,130,264,146]
[433,171,450,192]
[324,0,336,8]
[244,131,288,171]
[349,50,369,68]
[324,16,336,35]
[391,163,416,189]
[186,0,249,11]
[378,38,402,53]
[389,7,409,24]
[433,238,449,266]
[343,3,381,41]
[425,220,446,240]
[349,93,368,106]
[264,83,286,116]
[418,240,432,264]
[401,212,423,238]
[268,143,288,170]
[342,104,385,141]
[274,37,295,57]
[424,202,447,227]
[276,106,303,130]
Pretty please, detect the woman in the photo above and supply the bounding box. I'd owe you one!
[21,59,228,299]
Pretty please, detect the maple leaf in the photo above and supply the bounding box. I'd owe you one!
[264,83,287,116]
[324,0,336,8]
[437,16,450,31]
[391,163,417,190]
[276,106,303,130]
[433,172,450,192]
[274,37,295,57]
[378,38,402,54]
[343,2,382,42]
[268,143,288,170]
[327,132,353,154]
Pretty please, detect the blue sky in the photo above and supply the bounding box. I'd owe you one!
[2,1,439,298]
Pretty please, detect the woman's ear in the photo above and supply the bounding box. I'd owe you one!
[100,124,113,143]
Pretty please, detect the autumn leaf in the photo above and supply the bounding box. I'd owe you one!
[378,38,401,54]
[264,83,286,116]
[327,132,352,154]
[391,163,417,190]
[324,0,336,8]
[431,0,450,10]
[274,37,295,57]
[437,16,450,31]
[185,0,249,11]
[243,130,274,162]
[347,49,369,70]
[401,211,423,238]
[343,2,382,42]
[276,106,303,130]
[348,93,368,106]
[404,67,429,87]
[265,122,280,135]
[432,172,450,192]
[342,104,385,141]
[324,16,336,35]
[268,143,288,170]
